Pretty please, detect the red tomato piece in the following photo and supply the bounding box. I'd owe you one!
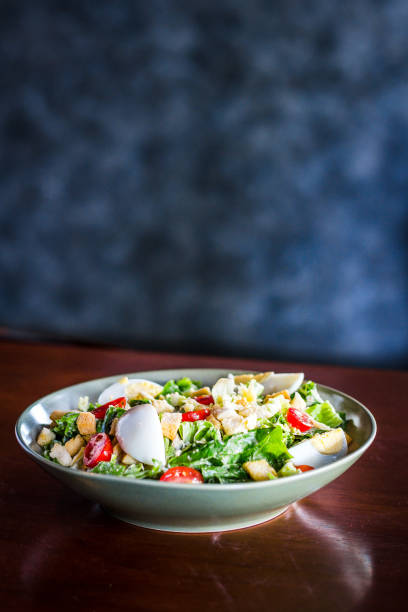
[295,465,315,472]
[84,433,113,468]
[286,406,314,432]
[92,396,127,419]
[195,394,214,405]
[181,408,210,422]
[160,466,204,484]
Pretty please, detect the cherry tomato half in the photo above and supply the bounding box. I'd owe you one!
[160,466,204,484]
[83,433,113,468]
[92,396,127,419]
[181,408,211,422]
[286,406,314,432]
[295,465,315,472]
[195,394,214,405]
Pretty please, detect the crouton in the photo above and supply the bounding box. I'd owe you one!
[206,414,222,430]
[182,398,202,412]
[161,412,182,441]
[50,443,72,467]
[122,453,137,465]
[234,374,255,385]
[190,387,212,397]
[345,432,352,446]
[112,442,123,461]
[265,390,290,401]
[221,413,247,436]
[50,410,69,423]
[243,459,277,481]
[64,434,85,457]
[254,371,274,383]
[37,427,55,447]
[77,411,96,435]
[71,447,85,467]
[109,417,119,436]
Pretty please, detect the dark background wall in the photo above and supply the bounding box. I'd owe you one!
[0,0,407,367]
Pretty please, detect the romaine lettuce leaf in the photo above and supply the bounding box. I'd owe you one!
[92,457,163,479]
[200,464,249,483]
[97,404,126,433]
[160,377,202,397]
[306,401,344,428]
[297,381,323,405]
[178,420,221,447]
[52,412,79,443]
[169,426,291,474]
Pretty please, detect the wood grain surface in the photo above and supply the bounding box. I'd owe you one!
[2,339,407,612]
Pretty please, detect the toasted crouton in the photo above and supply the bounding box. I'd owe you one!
[109,417,119,436]
[37,427,56,447]
[77,411,96,435]
[265,390,290,401]
[50,410,69,423]
[122,453,137,465]
[71,446,85,466]
[206,414,222,430]
[345,432,352,446]
[161,412,182,440]
[234,374,255,385]
[112,442,123,461]
[190,386,212,397]
[64,434,85,457]
[243,459,277,481]
[50,442,72,467]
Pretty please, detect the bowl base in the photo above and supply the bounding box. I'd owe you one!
[102,505,289,533]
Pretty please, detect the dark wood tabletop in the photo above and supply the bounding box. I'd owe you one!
[2,338,407,612]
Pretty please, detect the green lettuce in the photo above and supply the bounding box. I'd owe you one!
[306,401,344,428]
[128,398,150,407]
[160,377,202,397]
[92,457,163,479]
[97,404,126,433]
[297,381,323,405]
[178,420,221,447]
[200,464,249,484]
[169,426,291,477]
[52,412,79,443]
[278,462,301,478]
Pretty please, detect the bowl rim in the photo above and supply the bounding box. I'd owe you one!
[15,368,377,491]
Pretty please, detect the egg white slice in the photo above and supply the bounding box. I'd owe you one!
[289,428,347,469]
[116,404,165,465]
[261,372,304,396]
[98,378,163,405]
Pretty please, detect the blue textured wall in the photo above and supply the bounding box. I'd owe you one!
[0,1,407,366]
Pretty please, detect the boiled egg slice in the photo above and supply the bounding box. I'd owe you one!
[116,404,165,465]
[261,372,304,396]
[289,428,347,469]
[98,378,163,405]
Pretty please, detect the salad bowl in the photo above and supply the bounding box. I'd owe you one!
[15,369,376,532]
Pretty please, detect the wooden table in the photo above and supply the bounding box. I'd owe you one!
[2,339,407,611]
